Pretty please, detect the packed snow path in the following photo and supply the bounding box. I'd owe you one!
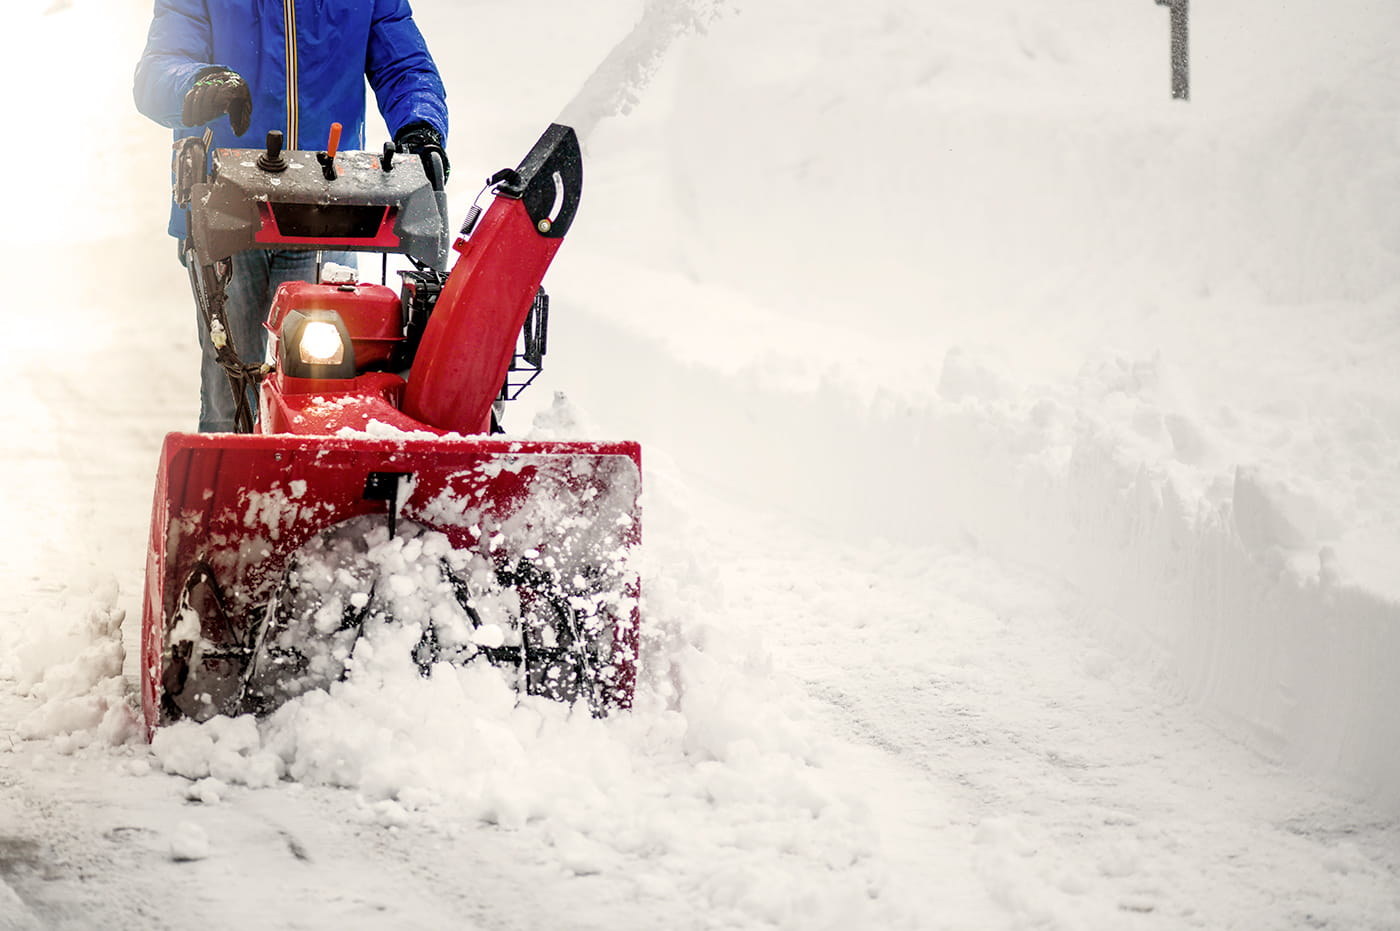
[704,500,1400,928]
[4,0,1400,928]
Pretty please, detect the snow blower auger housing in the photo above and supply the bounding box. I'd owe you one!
[141,124,641,738]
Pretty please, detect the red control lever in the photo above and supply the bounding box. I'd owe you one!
[317,123,344,180]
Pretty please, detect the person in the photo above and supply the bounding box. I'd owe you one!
[133,0,449,432]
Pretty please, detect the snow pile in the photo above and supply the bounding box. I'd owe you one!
[3,578,138,748]
[149,554,901,926]
[168,821,212,862]
[242,519,530,715]
[332,417,441,441]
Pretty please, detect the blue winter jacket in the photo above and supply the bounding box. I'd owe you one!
[134,0,448,237]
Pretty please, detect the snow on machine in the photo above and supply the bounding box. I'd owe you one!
[140,123,641,738]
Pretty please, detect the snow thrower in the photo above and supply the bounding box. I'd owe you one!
[141,123,640,738]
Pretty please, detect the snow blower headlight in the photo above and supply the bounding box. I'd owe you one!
[299,320,345,365]
[280,309,356,379]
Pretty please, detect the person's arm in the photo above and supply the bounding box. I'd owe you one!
[365,0,449,141]
[133,0,219,129]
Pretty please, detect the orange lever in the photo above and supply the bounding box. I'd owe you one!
[326,122,343,159]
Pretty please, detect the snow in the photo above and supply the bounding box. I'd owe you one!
[1,0,1398,928]
[167,821,211,862]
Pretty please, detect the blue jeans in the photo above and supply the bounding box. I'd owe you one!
[196,250,357,432]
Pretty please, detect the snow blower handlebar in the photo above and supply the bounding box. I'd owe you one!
[184,127,451,271]
[174,123,580,436]
[174,123,452,434]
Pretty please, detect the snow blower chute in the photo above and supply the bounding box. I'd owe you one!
[141,124,640,738]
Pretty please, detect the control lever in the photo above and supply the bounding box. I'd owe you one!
[316,122,343,181]
[258,130,288,173]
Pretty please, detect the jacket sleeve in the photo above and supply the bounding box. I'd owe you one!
[366,0,449,141]
[133,0,218,129]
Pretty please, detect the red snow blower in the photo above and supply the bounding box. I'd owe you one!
[140,123,640,738]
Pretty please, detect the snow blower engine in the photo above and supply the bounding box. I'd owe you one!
[141,123,640,738]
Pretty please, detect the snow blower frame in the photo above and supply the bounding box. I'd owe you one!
[141,123,641,738]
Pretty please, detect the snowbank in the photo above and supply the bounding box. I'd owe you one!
[548,283,1400,811]
[0,578,139,749]
[868,376,1400,809]
[542,0,1400,811]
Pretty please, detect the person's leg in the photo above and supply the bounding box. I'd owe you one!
[197,251,272,432]
[265,251,358,293]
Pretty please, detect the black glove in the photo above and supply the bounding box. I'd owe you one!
[182,68,252,136]
[394,120,450,181]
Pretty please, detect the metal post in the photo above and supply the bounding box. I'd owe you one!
[1155,0,1189,100]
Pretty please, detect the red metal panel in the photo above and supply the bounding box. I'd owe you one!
[259,372,414,435]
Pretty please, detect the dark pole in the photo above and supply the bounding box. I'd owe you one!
[1155,0,1189,100]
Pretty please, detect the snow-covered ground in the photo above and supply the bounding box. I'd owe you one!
[1,0,1397,928]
